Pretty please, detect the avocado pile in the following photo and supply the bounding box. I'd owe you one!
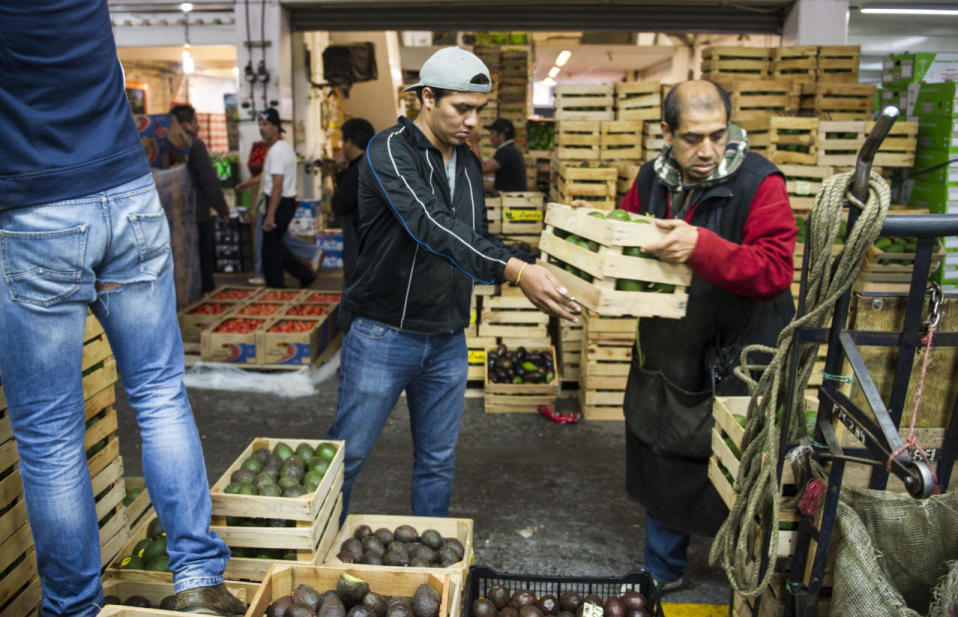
[118,517,169,572]
[527,123,555,151]
[224,441,338,498]
[472,587,651,617]
[555,209,673,293]
[486,345,555,385]
[103,594,177,611]
[336,524,466,568]
[266,574,441,617]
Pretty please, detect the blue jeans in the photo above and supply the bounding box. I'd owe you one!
[645,513,689,583]
[327,317,468,517]
[0,174,230,616]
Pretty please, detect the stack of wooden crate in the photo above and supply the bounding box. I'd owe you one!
[711,76,802,120]
[701,46,770,80]
[614,81,661,121]
[0,313,132,617]
[553,84,615,121]
[614,161,640,205]
[478,285,551,349]
[579,311,637,421]
[801,82,876,120]
[556,320,583,384]
[500,191,545,249]
[769,46,819,83]
[466,284,498,394]
[498,48,531,151]
[554,120,600,161]
[738,117,820,165]
[473,45,500,160]
[550,160,618,210]
[600,121,643,161]
[643,122,665,162]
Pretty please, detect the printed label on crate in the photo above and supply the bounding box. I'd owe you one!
[582,604,603,617]
[794,180,814,196]
[504,209,543,222]
[470,310,476,325]
[222,343,257,363]
[272,342,312,364]
[468,349,486,364]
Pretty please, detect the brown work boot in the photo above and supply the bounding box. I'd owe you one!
[174,583,246,616]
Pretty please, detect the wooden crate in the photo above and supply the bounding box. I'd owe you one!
[857,243,945,287]
[552,160,617,210]
[779,164,833,214]
[711,78,800,120]
[323,514,474,575]
[643,121,665,162]
[554,121,600,160]
[205,285,261,302]
[599,121,642,161]
[818,45,860,82]
[123,477,153,533]
[701,46,770,79]
[538,203,692,318]
[578,312,637,421]
[247,565,451,617]
[1,570,40,617]
[260,311,339,366]
[769,46,819,83]
[466,336,495,382]
[553,84,615,121]
[100,576,260,612]
[478,294,549,339]
[501,192,544,236]
[556,320,583,383]
[0,520,38,615]
[816,120,917,167]
[177,300,239,343]
[485,346,559,413]
[200,316,266,364]
[614,161,639,203]
[93,456,131,567]
[739,117,819,165]
[800,83,876,121]
[614,81,661,121]
[485,195,502,235]
[210,438,345,521]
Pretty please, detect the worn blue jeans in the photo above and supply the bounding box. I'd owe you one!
[645,513,689,583]
[0,174,229,616]
[327,317,468,518]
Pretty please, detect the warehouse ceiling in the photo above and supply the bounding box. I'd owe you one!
[284,0,795,34]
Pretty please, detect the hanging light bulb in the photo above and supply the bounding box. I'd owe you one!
[182,44,195,74]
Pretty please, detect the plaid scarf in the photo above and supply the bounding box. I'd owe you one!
[652,123,749,218]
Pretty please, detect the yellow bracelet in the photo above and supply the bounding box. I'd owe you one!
[514,262,527,286]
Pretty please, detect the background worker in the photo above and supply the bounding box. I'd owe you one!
[470,117,527,191]
[618,80,796,592]
[170,104,230,293]
[330,117,375,287]
[237,108,316,288]
[0,1,243,614]
[327,47,578,519]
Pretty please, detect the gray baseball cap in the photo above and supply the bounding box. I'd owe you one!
[403,47,492,94]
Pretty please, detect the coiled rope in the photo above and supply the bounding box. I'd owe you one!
[708,170,891,598]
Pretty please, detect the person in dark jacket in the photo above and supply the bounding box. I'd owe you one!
[330,118,375,286]
[327,47,578,518]
[471,117,527,191]
[171,104,231,293]
[0,2,242,615]
[618,80,796,593]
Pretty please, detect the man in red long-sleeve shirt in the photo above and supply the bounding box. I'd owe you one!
[619,80,796,593]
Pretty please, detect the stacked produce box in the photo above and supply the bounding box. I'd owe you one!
[473,45,500,161]
[579,312,636,421]
[0,314,136,617]
[183,287,341,367]
[498,48,531,152]
[213,215,254,274]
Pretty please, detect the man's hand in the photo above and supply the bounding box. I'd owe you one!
[235,179,252,191]
[505,259,580,323]
[569,199,592,208]
[263,214,277,232]
[641,218,699,263]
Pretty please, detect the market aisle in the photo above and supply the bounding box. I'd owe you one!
[114,376,732,606]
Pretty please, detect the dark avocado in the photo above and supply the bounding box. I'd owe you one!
[511,590,536,610]
[473,599,498,617]
[487,586,511,611]
[337,573,371,608]
[536,595,558,615]
[412,585,441,617]
[267,595,294,617]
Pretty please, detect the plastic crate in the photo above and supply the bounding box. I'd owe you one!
[464,566,663,617]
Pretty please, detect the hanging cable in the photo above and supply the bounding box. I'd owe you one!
[708,170,891,598]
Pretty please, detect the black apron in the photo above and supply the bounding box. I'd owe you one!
[623,154,794,536]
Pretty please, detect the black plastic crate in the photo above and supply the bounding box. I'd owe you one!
[464,566,662,617]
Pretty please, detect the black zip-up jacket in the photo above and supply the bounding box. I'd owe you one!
[342,116,520,334]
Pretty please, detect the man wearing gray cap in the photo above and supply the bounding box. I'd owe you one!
[327,46,578,518]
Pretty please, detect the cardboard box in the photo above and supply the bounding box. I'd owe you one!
[910,148,958,185]
[916,115,958,153]
[913,82,958,118]
[200,316,266,364]
[259,310,338,365]
[906,180,958,213]
[882,52,958,89]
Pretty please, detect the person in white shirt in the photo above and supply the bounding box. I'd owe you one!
[237,108,315,288]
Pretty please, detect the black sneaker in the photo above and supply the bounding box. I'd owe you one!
[174,583,246,616]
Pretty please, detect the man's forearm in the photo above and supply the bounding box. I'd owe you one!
[267,185,283,219]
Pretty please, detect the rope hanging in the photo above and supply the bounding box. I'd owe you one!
[708,170,891,598]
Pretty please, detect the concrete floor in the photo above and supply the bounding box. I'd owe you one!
[114,272,732,607]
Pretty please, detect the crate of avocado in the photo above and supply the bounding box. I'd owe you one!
[859,236,945,285]
[249,566,453,617]
[537,203,691,318]
[210,438,346,581]
[484,344,558,413]
[99,574,260,614]
[464,565,662,617]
